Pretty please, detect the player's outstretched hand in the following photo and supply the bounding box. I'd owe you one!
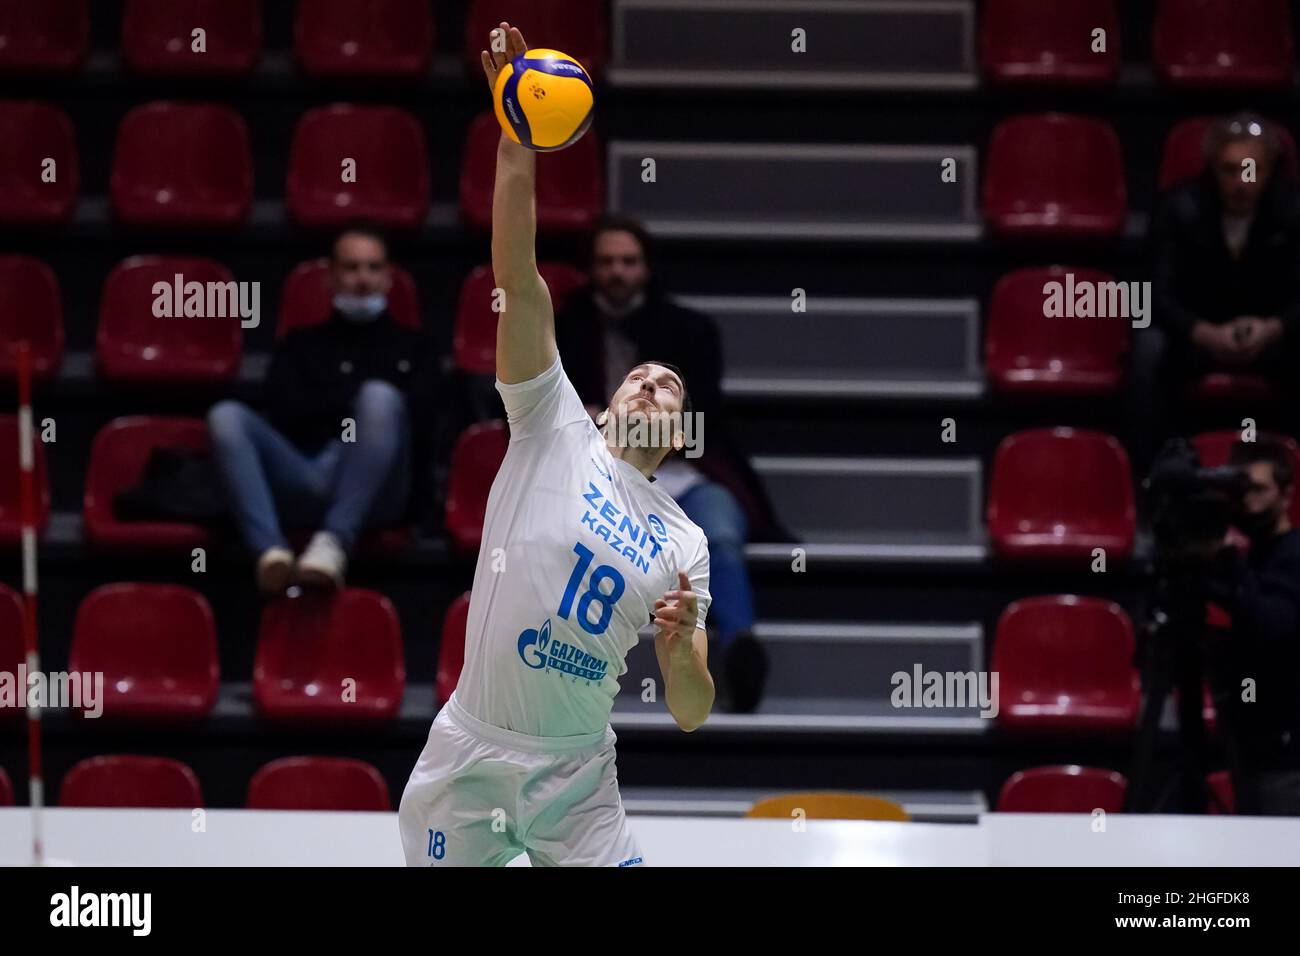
[480,22,528,94]
[653,571,699,650]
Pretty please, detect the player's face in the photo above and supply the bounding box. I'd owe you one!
[591,230,649,307]
[330,234,393,296]
[606,364,686,450]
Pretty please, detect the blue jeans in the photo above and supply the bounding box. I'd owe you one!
[676,481,755,645]
[207,380,411,556]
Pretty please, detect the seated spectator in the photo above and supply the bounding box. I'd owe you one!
[1130,112,1300,470]
[555,215,789,713]
[208,223,436,593]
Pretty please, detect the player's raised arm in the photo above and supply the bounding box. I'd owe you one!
[480,23,557,385]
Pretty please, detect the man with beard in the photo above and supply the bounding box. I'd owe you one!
[1206,437,1300,814]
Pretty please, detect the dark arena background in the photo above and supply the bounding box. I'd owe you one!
[0,0,1298,900]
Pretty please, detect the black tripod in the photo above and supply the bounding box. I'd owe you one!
[1124,563,1238,813]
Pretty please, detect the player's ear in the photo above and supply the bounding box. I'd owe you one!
[596,408,609,428]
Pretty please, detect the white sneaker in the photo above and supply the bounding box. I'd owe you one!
[296,531,347,589]
[256,546,295,594]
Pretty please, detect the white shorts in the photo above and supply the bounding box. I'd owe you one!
[398,695,644,867]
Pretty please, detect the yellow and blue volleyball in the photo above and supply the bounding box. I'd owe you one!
[492,48,594,152]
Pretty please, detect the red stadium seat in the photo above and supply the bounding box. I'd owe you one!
[1207,770,1236,814]
[985,266,1129,396]
[0,766,11,805]
[1154,0,1293,88]
[254,588,405,723]
[1159,116,1299,190]
[110,102,252,227]
[993,595,1141,732]
[988,429,1136,561]
[69,583,219,720]
[460,112,602,233]
[0,583,22,721]
[1185,372,1281,408]
[60,755,204,808]
[453,261,587,373]
[445,421,509,551]
[276,257,420,338]
[436,592,471,704]
[294,0,433,78]
[1192,431,1300,524]
[981,0,1119,86]
[997,765,1128,812]
[122,0,262,75]
[286,105,429,229]
[247,756,391,811]
[464,0,606,79]
[83,416,212,550]
[0,414,50,545]
[0,255,63,381]
[97,256,243,384]
[0,0,89,72]
[984,114,1126,238]
[0,101,78,223]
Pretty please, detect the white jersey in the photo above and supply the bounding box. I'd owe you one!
[453,354,712,739]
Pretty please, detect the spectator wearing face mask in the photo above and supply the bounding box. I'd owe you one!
[207,223,437,593]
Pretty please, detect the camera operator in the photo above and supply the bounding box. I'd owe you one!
[1206,438,1300,814]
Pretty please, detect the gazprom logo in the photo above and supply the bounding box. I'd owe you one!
[517,618,552,670]
[647,513,669,544]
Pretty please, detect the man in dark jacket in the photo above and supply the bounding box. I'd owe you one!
[1129,112,1300,470]
[1207,438,1300,815]
[555,215,788,712]
[208,224,436,592]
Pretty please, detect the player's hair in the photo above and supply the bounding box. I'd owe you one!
[1230,436,1295,490]
[332,219,391,261]
[588,214,655,269]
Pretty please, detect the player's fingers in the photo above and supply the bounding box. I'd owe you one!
[657,607,682,624]
[677,570,691,591]
[510,26,527,55]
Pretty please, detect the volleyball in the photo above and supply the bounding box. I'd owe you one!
[492,48,594,152]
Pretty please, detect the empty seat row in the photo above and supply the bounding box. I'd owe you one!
[2,103,1275,238]
[0,759,1240,814]
[0,579,1204,736]
[2,416,1289,562]
[0,254,586,384]
[983,0,1294,89]
[0,582,468,722]
[0,755,391,811]
[0,103,601,230]
[0,0,604,78]
[983,112,1298,239]
[996,765,1237,814]
[988,429,1300,563]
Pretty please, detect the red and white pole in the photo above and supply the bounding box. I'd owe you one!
[15,342,44,866]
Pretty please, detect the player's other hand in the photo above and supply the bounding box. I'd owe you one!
[480,22,528,94]
[653,571,699,651]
